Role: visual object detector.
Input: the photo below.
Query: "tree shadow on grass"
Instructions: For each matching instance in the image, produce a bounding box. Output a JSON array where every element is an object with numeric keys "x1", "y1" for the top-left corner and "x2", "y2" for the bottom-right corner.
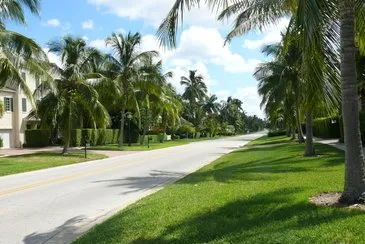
[{"x1": 122, "y1": 187, "x2": 365, "y2": 244}]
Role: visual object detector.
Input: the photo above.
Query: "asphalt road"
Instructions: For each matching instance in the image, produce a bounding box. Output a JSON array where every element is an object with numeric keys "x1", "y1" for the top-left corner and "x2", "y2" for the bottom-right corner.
[{"x1": 0, "y1": 133, "x2": 264, "y2": 244}]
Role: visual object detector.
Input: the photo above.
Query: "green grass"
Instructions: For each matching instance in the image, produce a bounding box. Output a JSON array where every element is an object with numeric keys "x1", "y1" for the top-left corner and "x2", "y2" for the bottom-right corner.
[
  {"x1": 0, "y1": 152, "x2": 107, "y2": 176},
  {"x1": 73, "y1": 136, "x2": 365, "y2": 244},
  {"x1": 90, "y1": 137, "x2": 225, "y2": 151},
  {"x1": 247, "y1": 135, "x2": 292, "y2": 146}
]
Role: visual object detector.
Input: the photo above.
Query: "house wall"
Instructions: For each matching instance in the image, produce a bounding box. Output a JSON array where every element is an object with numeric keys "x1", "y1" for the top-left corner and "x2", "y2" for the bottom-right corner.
[{"x1": 0, "y1": 72, "x2": 38, "y2": 148}]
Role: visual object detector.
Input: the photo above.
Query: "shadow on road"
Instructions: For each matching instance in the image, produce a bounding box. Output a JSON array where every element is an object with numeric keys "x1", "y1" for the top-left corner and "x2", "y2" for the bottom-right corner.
[
  {"x1": 93, "y1": 170, "x2": 186, "y2": 195},
  {"x1": 23, "y1": 216, "x2": 87, "y2": 244}
]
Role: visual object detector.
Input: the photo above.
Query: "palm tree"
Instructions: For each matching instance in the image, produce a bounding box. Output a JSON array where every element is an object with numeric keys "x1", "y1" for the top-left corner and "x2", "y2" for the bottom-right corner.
[
  {"x1": 158, "y1": 0, "x2": 364, "y2": 203},
  {"x1": 105, "y1": 32, "x2": 158, "y2": 147},
  {"x1": 0, "y1": 0, "x2": 51, "y2": 103},
  {"x1": 181, "y1": 70, "x2": 207, "y2": 105},
  {"x1": 36, "y1": 36, "x2": 110, "y2": 154},
  {"x1": 339, "y1": 0, "x2": 365, "y2": 203},
  {"x1": 203, "y1": 95, "x2": 220, "y2": 115},
  {"x1": 135, "y1": 58, "x2": 173, "y2": 144}
]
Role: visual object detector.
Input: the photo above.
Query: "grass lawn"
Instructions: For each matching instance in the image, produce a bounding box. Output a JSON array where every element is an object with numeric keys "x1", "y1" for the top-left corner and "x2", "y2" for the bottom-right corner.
[
  {"x1": 73, "y1": 136, "x2": 365, "y2": 244},
  {"x1": 89, "y1": 136, "x2": 225, "y2": 151},
  {"x1": 0, "y1": 152, "x2": 107, "y2": 176}
]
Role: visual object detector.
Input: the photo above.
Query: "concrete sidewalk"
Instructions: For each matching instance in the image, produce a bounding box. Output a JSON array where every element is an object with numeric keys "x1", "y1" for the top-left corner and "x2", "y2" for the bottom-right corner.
[{"x1": 314, "y1": 138, "x2": 345, "y2": 151}]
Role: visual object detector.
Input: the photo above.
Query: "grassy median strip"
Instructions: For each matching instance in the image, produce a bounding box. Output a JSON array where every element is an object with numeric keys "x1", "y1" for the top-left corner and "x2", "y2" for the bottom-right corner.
[
  {"x1": 0, "y1": 152, "x2": 107, "y2": 176},
  {"x1": 73, "y1": 136, "x2": 365, "y2": 244}
]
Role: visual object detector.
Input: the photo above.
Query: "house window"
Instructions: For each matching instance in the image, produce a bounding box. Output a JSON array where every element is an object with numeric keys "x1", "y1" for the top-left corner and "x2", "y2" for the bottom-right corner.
[
  {"x1": 21, "y1": 72, "x2": 26, "y2": 81},
  {"x1": 4, "y1": 97, "x2": 13, "y2": 112},
  {"x1": 22, "y1": 98, "x2": 27, "y2": 112}
]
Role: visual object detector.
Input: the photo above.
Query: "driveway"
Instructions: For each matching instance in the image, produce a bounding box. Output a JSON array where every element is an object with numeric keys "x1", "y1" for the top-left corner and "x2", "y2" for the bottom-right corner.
[{"x1": 0, "y1": 132, "x2": 264, "y2": 244}]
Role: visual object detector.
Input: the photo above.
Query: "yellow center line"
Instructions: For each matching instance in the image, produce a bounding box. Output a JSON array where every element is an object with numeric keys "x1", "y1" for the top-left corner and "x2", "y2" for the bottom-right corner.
[{"x1": 0, "y1": 149, "x2": 185, "y2": 197}]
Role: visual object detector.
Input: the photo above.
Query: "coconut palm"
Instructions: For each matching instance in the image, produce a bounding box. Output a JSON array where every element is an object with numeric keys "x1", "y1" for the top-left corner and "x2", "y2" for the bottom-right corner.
[
  {"x1": 0, "y1": 0, "x2": 51, "y2": 104},
  {"x1": 105, "y1": 32, "x2": 158, "y2": 147},
  {"x1": 35, "y1": 36, "x2": 110, "y2": 154},
  {"x1": 203, "y1": 95, "x2": 220, "y2": 115},
  {"x1": 181, "y1": 70, "x2": 207, "y2": 105},
  {"x1": 135, "y1": 58, "x2": 173, "y2": 144}
]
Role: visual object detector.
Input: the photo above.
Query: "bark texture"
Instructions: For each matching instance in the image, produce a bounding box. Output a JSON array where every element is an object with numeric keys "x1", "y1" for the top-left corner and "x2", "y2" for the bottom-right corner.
[
  {"x1": 340, "y1": 0, "x2": 365, "y2": 204},
  {"x1": 304, "y1": 110, "x2": 315, "y2": 157}
]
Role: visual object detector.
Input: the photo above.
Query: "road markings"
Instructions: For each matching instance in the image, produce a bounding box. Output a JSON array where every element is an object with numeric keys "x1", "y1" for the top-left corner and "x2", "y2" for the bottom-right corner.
[{"x1": 0, "y1": 148, "x2": 185, "y2": 197}]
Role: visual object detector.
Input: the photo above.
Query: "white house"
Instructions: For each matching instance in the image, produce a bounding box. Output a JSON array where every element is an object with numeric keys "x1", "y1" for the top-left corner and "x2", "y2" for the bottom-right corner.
[{"x1": 0, "y1": 72, "x2": 39, "y2": 148}]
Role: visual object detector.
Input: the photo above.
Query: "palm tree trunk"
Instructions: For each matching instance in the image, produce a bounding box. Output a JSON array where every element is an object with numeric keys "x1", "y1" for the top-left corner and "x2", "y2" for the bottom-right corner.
[
  {"x1": 119, "y1": 108, "x2": 125, "y2": 147},
  {"x1": 162, "y1": 111, "x2": 168, "y2": 143},
  {"x1": 339, "y1": 0, "x2": 365, "y2": 204},
  {"x1": 296, "y1": 105, "x2": 305, "y2": 143},
  {"x1": 304, "y1": 110, "x2": 315, "y2": 157},
  {"x1": 140, "y1": 126, "x2": 147, "y2": 145},
  {"x1": 62, "y1": 98, "x2": 72, "y2": 154}
]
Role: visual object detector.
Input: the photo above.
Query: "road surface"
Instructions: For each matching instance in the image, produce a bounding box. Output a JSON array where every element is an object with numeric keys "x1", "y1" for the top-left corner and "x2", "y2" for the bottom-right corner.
[{"x1": 0, "y1": 133, "x2": 264, "y2": 244}]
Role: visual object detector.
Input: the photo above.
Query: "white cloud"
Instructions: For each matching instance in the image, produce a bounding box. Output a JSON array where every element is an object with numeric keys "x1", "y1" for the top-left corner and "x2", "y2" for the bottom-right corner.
[
  {"x1": 243, "y1": 18, "x2": 290, "y2": 50},
  {"x1": 82, "y1": 19, "x2": 94, "y2": 29},
  {"x1": 82, "y1": 36, "x2": 89, "y2": 41},
  {"x1": 87, "y1": 0, "x2": 224, "y2": 28},
  {"x1": 43, "y1": 48, "x2": 63, "y2": 68},
  {"x1": 42, "y1": 18, "x2": 61, "y2": 27},
  {"x1": 89, "y1": 39, "x2": 110, "y2": 52},
  {"x1": 116, "y1": 28, "x2": 126, "y2": 34},
  {"x1": 140, "y1": 27, "x2": 260, "y2": 74},
  {"x1": 233, "y1": 87, "x2": 264, "y2": 118}
]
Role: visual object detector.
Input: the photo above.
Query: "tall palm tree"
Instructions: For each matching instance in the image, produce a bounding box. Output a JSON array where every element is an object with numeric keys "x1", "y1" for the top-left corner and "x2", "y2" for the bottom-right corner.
[
  {"x1": 203, "y1": 95, "x2": 220, "y2": 115},
  {"x1": 35, "y1": 36, "x2": 110, "y2": 154},
  {"x1": 105, "y1": 32, "x2": 158, "y2": 147},
  {"x1": 181, "y1": 70, "x2": 207, "y2": 105},
  {"x1": 158, "y1": 0, "x2": 363, "y2": 203},
  {"x1": 0, "y1": 0, "x2": 51, "y2": 103},
  {"x1": 135, "y1": 58, "x2": 173, "y2": 144}
]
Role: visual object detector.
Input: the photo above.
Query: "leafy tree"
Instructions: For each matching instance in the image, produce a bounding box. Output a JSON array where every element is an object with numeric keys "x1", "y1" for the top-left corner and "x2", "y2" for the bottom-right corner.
[
  {"x1": 105, "y1": 32, "x2": 158, "y2": 147},
  {"x1": 0, "y1": 0, "x2": 51, "y2": 104},
  {"x1": 35, "y1": 36, "x2": 110, "y2": 154}
]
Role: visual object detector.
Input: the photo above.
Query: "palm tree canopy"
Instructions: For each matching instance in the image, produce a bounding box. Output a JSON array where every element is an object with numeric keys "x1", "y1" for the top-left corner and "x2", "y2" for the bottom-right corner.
[
  {"x1": 0, "y1": 0, "x2": 40, "y2": 28},
  {"x1": 181, "y1": 70, "x2": 207, "y2": 104}
]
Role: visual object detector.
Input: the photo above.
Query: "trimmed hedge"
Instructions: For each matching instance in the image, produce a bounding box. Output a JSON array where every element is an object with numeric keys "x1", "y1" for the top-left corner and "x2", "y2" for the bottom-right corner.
[
  {"x1": 71, "y1": 129, "x2": 122, "y2": 147},
  {"x1": 268, "y1": 131, "x2": 287, "y2": 137},
  {"x1": 312, "y1": 117, "x2": 341, "y2": 139},
  {"x1": 25, "y1": 130, "x2": 51, "y2": 147}
]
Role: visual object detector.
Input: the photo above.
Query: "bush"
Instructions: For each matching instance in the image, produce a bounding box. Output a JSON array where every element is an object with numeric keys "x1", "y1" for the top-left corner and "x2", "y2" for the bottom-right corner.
[
  {"x1": 70, "y1": 129, "x2": 82, "y2": 147},
  {"x1": 0, "y1": 136, "x2": 3, "y2": 148},
  {"x1": 268, "y1": 131, "x2": 287, "y2": 137},
  {"x1": 172, "y1": 134, "x2": 180, "y2": 140},
  {"x1": 312, "y1": 117, "x2": 341, "y2": 139},
  {"x1": 25, "y1": 130, "x2": 51, "y2": 147}
]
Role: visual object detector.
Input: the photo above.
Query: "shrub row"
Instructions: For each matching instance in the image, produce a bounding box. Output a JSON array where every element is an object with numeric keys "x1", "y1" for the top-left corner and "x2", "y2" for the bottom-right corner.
[
  {"x1": 268, "y1": 131, "x2": 287, "y2": 137},
  {"x1": 25, "y1": 130, "x2": 51, "y2": 147},
  {"x1": 312, "y1": 117, "x2": 341, "y2": 139}
]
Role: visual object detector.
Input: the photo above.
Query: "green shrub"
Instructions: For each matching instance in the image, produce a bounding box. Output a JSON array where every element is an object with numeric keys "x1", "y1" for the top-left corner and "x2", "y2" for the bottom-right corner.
[
  {"x1": 70, "y1": 129, "x2": 82, "y2": 147},
  {"x1": 25, "y1": 130, "x2": 51, "y2": 147},
  {"x1": 268, "y1": 131, "x2": 287, "y2": 137},
  {"x1": 0, "y1": 136, "x2": 3, "y2": 148},
  {"x1": 313, "y1": 117, "x2": 341, "y2": 139}
]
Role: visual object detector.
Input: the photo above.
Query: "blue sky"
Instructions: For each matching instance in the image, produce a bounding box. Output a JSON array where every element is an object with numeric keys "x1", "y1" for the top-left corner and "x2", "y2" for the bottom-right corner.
[{"x1": 8, "y1": 0, "x2": 289, "y2": 118}]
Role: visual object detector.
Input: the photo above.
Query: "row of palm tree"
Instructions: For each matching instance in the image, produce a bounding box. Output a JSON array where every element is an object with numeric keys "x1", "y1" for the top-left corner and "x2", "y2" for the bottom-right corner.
[
  {"x1": 0, "y1": 1, "x2": 264, "y2": 156},
  {"x1": 158, "y1": 0, "x2": 365, "y2": 203}
]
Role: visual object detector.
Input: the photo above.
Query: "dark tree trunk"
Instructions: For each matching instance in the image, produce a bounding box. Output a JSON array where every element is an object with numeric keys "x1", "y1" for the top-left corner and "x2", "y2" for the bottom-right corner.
[
  {"x1": 119, "y1": 108, "x2": 125, "y2": 147},
  {"x1": 339, "y1": 0, "x2": 365, "y2": 204},
  {"x1": 304, "y1": 110, "x2": 315, "y2": 157}
]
